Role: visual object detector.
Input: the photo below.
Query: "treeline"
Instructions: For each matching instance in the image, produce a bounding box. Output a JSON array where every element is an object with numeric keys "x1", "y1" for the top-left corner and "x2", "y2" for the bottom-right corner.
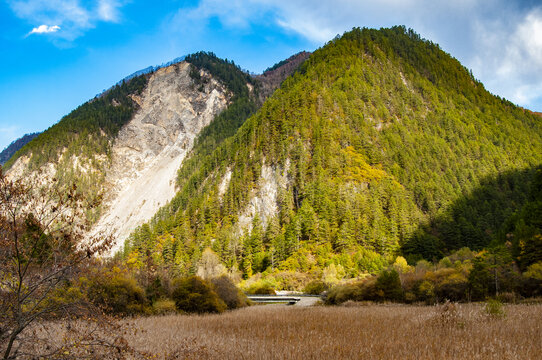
[
  {"x1": 329, "y1": 167, "x2": 542, "y2": 303},
  {"x1": 325, "y1": 247, "x2": 542, "y2": 305}
]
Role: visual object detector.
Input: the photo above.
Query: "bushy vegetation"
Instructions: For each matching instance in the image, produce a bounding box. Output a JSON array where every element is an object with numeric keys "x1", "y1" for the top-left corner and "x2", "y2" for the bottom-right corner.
[
  {"x1": 123, "y1": 26, "x2": 542, "y2": 288},
  {"x1": 211, "y1": 275, "x2": 250, "y2": 309},
  {"x1": 76, "y1": 264, "x2": 248, "y2": 316},
  {"x1": 171, "y1": 276, "x2": 227, "y2": 313},
  {"x1": 85, "y1": 267, "x2": 150, "y2": 315},
  {"x1": 244, "y1": 281, "x2": 277, "y2": 295},
  {"x1": 325, "y1": 245, "x2": 542, "y2": 305},
  {"x1": 303, "y1": 280, "x2": 329, "y2": 295}
]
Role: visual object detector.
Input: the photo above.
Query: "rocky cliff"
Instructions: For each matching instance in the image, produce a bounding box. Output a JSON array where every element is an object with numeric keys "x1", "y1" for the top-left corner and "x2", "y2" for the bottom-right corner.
[{"x1": 91, "y1": 62, "x2": 229, "y2": 252}]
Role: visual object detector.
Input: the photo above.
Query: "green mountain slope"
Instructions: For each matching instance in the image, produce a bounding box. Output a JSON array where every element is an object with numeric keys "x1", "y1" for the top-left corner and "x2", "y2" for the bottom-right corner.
[
  {"x1": 128, "y1": 27, "x2": 539, "y2": 279},
  {"x1": 124, "y1": 26, "x2": 542, "y2": 279}
]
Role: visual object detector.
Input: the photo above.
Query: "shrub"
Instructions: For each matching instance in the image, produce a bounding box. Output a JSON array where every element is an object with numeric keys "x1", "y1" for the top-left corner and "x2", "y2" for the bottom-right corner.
[
  {"x1": 86, "y1": 269, "x2": 149, "y2": 315},
  {"x1": 393, "y1": 256, "x2": 412, "y2": 273},
  {"x1": 324, "y1": 283, "x2": 362, "y2": 305},
  {"x1": 431, "y1": 300, "x2": 462, "y2": 327},
  {"x1": 376, "y1": 269, "x2": 403, "y2": 301},
  {"x1": 152, "y1": 299, "x2": 177, "y2": 315},
  {"x1": 211, "y1": 275, "x2": 249, "y2": 309},
  {"x1": 145, "y1": 275, "x2": 170, "y2": 303},
  {"x1": 485, "y1": 299, "x2": 505, "y2": 318},
  {"x1": 417, "y1": 280, "x2": 436, "y2": 304},
  {"x1": 496, "y1": 292, "x2": 518, "y2": 304},
  {"x1": 171, "y1": 276, "x2": 227, "y2": 313},
  {"x1": 304, "y1": 280, "x2": 329, "y2": 295},
  {"x1": 245, "y1": 281, "x2": 276, "y2": 295},
  {"x1": 357, "y1": 277, "x2": 380, "y2": 301},
  {"x1": 435, "y1": 270, "x2": 468, "y2": 302}
]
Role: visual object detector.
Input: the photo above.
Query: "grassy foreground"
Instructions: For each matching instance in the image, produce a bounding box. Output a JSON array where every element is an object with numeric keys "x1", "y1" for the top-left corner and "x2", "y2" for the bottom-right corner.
[{"x1": 122, "y1": 303, "x2": 542, "y2": 359}]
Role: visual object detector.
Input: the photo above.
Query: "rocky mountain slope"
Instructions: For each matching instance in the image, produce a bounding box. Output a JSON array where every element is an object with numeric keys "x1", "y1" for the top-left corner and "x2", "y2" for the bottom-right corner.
[
  {"x1": 4, "y1": 52, "x2": 309, "y2": 253},
  {"x1": 89, "y1": 62, "x2": 229, "y2": 252}
]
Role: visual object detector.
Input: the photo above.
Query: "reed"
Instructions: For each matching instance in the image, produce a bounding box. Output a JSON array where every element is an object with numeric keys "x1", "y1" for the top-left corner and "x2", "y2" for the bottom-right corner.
[{"x1": 121, "y1": 303, "x2": 542, "y2": 359}]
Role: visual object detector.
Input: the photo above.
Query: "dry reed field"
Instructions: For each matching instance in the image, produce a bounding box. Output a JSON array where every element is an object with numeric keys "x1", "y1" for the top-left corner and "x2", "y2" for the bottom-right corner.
[{"x1": 123, "y1": 303, "x2": 542, "y2": 359}]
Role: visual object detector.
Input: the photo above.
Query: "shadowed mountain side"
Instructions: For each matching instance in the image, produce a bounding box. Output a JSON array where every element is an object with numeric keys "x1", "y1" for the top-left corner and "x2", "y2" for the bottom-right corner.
[
  {"x1": 254, "y1": 51, "x2": 311, "y2": 101},
  {"x1": 403, "y1": 167, "x2": 539, "y2": 261},
  {"x1": 0, "y1": 132, "x2": 41, "y2": 165}
]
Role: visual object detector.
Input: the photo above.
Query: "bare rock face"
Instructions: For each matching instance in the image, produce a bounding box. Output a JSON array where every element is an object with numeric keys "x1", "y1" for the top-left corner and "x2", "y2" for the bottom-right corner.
[
  {"x1": 236, "y1": 160, "x2": 290, "y2": 234},
  {"x1": 91, "y1": 62, "x2": 229, "y2": 253}
]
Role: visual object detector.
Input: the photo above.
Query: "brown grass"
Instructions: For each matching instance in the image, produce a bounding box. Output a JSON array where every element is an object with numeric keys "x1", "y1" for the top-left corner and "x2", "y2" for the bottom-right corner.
[{"x1": 121, "y1": 303, "x2": 542, "y2": 359}]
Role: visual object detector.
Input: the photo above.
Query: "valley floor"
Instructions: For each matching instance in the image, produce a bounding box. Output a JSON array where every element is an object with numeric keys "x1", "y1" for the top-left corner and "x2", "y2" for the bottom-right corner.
[{"x1": 122, "y1": 303, "x2": 542, "y2": 359}]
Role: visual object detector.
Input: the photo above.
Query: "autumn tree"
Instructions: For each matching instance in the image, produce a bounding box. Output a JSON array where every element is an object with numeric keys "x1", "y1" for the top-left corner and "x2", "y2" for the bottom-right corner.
[{"x1": 0, "y1": 169, "x2": 126, "y2": 359}]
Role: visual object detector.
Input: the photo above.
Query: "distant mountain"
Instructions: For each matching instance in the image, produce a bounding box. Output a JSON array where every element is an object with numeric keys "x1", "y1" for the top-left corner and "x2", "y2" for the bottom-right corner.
[
  {"x1": 0, "y1": 132, "x2": 41, "y2": 166},
  {"x1": 117, "y1": 56, "x2": 187, "y2": 85},
  {"x1": 255, "y1": 51, "x2": 311, "y2": 100}
]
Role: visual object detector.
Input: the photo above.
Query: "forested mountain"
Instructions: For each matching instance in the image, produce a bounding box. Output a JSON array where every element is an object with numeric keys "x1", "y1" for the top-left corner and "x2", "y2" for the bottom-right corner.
[
  {"x1": 0, "y1": 132, "x2": 41, "y2": 165},
  {"x1": 123, "y1": 27, "x2": 542, "y2": 284},
  {"x1": 4, "y1": 51, "x2": 309, "y2": 250}
]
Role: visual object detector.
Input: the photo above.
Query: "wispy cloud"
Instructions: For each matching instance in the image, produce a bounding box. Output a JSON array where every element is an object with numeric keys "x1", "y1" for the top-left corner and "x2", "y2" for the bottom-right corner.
[
  {"x1": 28, "y1": 24, "x2": 60, "y2": 35},
  {"x1": 8, "y1": 0, "x2": 127, "y2": 41},
  {"x1": 472, "y1": 7, "x2": 542, "y2": 106},
  {"x1": 98, "y1": 0, "x2": 123, "y2": 22}
]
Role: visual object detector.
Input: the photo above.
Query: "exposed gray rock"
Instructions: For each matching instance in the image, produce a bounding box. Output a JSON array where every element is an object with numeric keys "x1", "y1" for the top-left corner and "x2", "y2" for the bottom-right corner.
[
  {"x1": 237, "y1": 159, "x2": 291, "y2": 234},
  {"x1": 91, "y1": 62, "x2": 229, "y2": 253}
]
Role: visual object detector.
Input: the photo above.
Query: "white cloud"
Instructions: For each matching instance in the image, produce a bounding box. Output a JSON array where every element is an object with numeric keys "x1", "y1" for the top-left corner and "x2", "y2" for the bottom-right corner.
[
  {"x1": 472, "y1": 7, "x2": 542, "y2": 107},
  {"x1": 98, "y1": 0, "x2": 122, "y2": 22},
  {"x1": 8, "y1": 0, "x2": 126, "y2": 40},
  {"x1": 29, "y1": 24, "x2": 60, "y2": 34}
]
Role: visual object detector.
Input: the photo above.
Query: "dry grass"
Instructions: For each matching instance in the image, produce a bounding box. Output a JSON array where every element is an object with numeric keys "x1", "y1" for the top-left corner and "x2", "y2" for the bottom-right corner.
[{"x1": 121, "y1": 303, "x2": 542, "y2": 359}]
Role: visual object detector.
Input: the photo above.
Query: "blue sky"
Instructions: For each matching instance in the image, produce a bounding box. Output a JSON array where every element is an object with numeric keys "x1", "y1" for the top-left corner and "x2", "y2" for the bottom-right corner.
[{"x1": 1, "y1": 0, "x2": 542, "y2": 151}]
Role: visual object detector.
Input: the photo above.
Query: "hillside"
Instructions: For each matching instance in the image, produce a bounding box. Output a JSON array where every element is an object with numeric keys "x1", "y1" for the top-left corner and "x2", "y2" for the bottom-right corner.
[
  {"x1": 5, "y1": 52, "x2": 310, "y2": 252},
  {"x1": 124, "y1": 26, "x2": 542, "y2": 282},
  {"x1": 0, "y1": 132, "x2": 40, "y2": 165}
]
